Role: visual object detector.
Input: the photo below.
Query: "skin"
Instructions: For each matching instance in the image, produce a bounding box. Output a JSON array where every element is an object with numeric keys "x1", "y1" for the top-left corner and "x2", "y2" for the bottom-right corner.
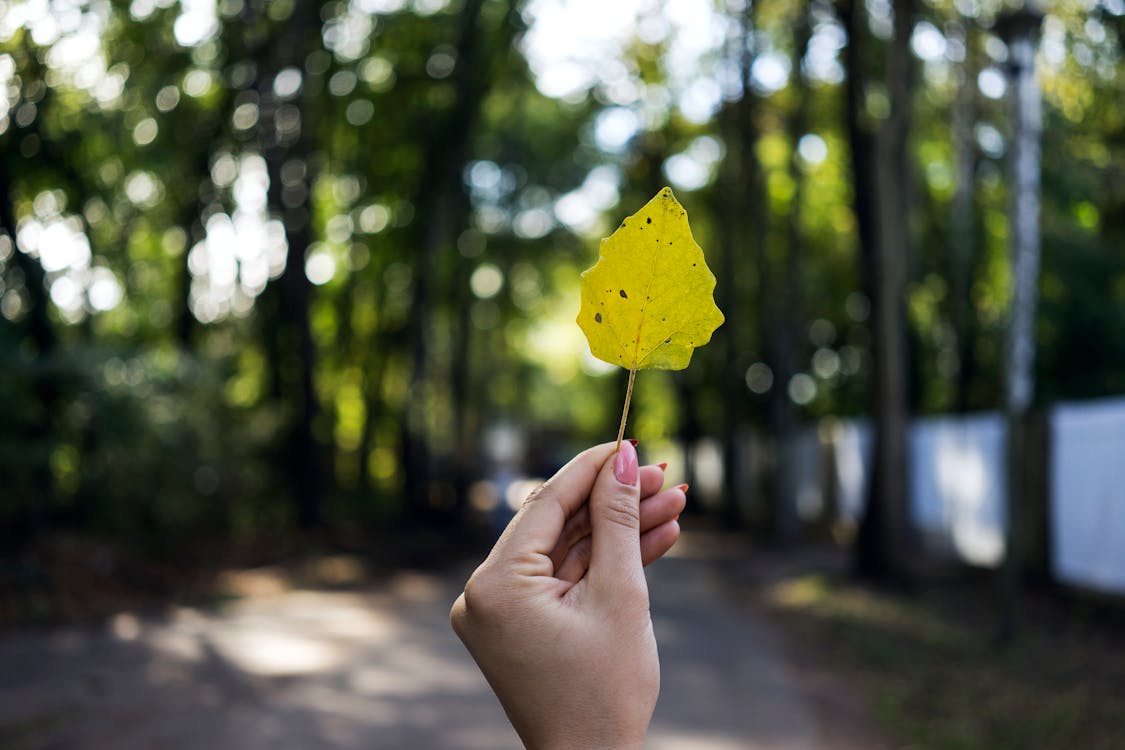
[{"x1": 450, "y1": 442, "x2": 684, "y2": 750}]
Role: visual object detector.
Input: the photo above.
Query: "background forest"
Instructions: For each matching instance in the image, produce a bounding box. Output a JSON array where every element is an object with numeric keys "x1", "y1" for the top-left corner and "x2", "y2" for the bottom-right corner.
[{"x1": 0, "y1": 0, "x2": 1122, "y2": 583}]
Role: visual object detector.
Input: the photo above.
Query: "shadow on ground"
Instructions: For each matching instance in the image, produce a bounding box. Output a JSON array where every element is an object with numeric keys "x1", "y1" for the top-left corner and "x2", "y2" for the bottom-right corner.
[{"x1": 0, "y1": 534, "x2": 886, "y2": 750}]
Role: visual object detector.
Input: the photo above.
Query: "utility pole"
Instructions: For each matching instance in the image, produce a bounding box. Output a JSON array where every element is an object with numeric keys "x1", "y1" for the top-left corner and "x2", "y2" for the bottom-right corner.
[{"x1": 996, "y1": 0, "x2": 1044, "y2": 643}]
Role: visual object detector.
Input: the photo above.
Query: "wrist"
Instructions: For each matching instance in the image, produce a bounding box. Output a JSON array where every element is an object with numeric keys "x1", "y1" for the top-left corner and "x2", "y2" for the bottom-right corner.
[
  {"x1": 537, "y1": 741, "x2": 644, "y2": 750},
  {"x1": 532, "y1": 730, "x2": 646, "y2": 750}
]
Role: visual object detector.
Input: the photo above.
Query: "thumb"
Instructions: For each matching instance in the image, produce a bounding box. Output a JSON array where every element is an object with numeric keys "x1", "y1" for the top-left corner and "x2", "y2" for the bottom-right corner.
[{"x1": 586, "y1": 441, "x2": 644, "y2": 595}]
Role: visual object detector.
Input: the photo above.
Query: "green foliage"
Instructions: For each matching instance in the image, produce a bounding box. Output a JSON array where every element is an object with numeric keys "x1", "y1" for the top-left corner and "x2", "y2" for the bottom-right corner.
[
  {"x1": 0, "y1": 339, "x2": 286, "y2": 555},
  {"x1": 0, "y1": 0, "x2": 1121, "y2": 554},
  {"x1": 769, "y1": 573, "x2": 1125, "y2": 750}
]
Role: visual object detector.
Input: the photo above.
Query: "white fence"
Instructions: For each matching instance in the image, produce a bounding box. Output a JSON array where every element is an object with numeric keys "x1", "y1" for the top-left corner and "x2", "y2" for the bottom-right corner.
[
  {"x1": 831, "y1": 420, "x2": 872, "y2": 525},
  {"x1": 908, "y1": 413, "x2": 1007, "y2": 568},
  {"x1": 828, "y1": 414, "x2": 1007, "y2": 568},
  {"x1": 1050, "y1": 397, "x2": 1125, "y2": 596},
  {"x1": 819, "y1": 396, "x2": 1125, "y2": 594}
]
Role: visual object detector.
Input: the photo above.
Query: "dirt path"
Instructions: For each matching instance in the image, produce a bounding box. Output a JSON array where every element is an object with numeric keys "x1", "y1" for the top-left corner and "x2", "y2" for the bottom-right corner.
[{"x1": 0, "y1": 535, "x2": 886, "y2": 750}]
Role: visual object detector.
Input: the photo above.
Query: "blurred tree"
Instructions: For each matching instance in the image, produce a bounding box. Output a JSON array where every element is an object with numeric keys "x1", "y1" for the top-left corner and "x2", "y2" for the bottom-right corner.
[
  {"x1": 254, "y1": 0, "x2": 326, "y2": 529},
  {"x1": 948, "y1": 18, "x2": 980, "y2": 412},
  {"x1": 400, "y1": 0, "x2": 488, "y2": 521},
  {"x1": 841, "y1": 0, "x2": 913, "y2": 580},
  {"x1": 716, "y1": 5, "x2": 759, "y2": 528},
  {"x1": 998, "y1": 0, "x2": 1045, "y2": 642},
  {"x1": 774, "y1": 0, "x2": 814, "y2": 541},
  {"x1": 0, "y1": 0, "x2": 1122, "y2": 570}
]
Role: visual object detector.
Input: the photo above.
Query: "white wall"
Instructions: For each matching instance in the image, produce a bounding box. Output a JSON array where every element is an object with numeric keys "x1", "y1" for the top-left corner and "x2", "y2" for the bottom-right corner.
[
  {"x1": 808, "y1": 399, "x2": 1125, "y2": 594},
  {"x1": 830, "y1": 414, "x2": 1007, "y2": 567},
  {"x1": 908, "y1": 414, "x2": 1007, "y2": 568},
  {"x1": 1050, "y1": 397, "x2": 1125, "y2": 595},
  {"x1": 831, "y1": 419, "x2": 872, "y2": 525}
]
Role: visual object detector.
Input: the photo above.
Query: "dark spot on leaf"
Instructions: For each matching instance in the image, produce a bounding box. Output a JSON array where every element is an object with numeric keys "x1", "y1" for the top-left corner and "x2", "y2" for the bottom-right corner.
[
  {"x1": 646, "y1": 217, "x2": 652, "y2": 224},
  {"x1": 692, "y1": 263, "x2": 696, "y2": 267},
  {"x1": 619, "y1": 289, "x2": 627, "y2": 299},
  {"x1": 668, "y1": 241, "x2": 672, "y2": 245},
  {"x1": 661, "y1": 317, "x2": 666, "y2": 322},
  {"x1": 664, "y1": 338, "x2": 671, "y2": 344},
  {"x1": 595, "y1": 313, "x2": 602, "y2": 323}
]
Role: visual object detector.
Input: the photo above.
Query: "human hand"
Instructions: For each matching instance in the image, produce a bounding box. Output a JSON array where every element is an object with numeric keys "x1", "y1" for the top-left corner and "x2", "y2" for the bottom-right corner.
[{"x1": 450, "y1": 441, "x2": 685, "y2": 750}]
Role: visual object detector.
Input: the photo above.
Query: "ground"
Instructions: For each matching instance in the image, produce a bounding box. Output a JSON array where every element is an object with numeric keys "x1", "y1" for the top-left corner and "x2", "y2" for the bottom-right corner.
[{"x1": 0, "y1": 532, "x2": 887, "y2": 750}]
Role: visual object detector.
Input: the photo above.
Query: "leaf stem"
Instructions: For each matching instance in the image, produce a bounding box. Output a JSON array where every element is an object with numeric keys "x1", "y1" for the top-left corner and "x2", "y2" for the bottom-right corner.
[{"x1": 615, "y1": 366, "x2": 638, "y2": 451}]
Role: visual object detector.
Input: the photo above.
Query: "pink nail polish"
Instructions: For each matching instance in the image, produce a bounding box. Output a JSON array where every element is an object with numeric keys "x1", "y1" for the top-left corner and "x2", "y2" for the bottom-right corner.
[{"x1": 614, "y1": 441, "x2": 639, "y2": 485}]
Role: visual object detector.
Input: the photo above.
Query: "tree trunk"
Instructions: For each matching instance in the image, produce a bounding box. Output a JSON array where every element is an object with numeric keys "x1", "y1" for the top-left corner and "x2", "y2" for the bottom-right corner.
[
  {"x1": 257, "y1": 2, "x2": 325, "y2": 530},
  {"x1": 727, "y1": 1, "x2": 795, "y2": 540},
  {"x1": 401, "y1": 0, "x2": 488, "y2": 521},
  {"x1": 843, "y1": 0, "x2": 913, "y2": 580},
  {"x1": 717, "y1": 85, "x2": 745, "y2": 526},
  {"x1": 449, "y1": 204, "x2": 477, "y2": 514},
  {"x1": 949, "y1": 21, "x2": 978, "y2": 412},
  {"x1": 776, "y1": 0, "x2": 814, "y2": 541},
  {"x1": 997, "y1": 3, "x2": 1045, "y2": 642},
  {"x1": 0, "y1": 151, "x2": 56, "y2": 537}
]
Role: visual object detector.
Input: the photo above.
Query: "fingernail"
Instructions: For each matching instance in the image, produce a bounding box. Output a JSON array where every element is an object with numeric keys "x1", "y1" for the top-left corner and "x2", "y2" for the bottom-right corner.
[
  {"x1": 677, "y1": 483, "x2": 689, "y2": 493},
  {"x1": 658, "y1": 462, "x2": 668, "y2": 471},
  {"x1": 674, "y1": 514, "x2": 680, "y2": 523},
  {"x1": 614, "y1": 441, "x2": 639, "y2": 485},
  {"x1": 627, "y1": 438, "x2": 639, "y2": 447}
]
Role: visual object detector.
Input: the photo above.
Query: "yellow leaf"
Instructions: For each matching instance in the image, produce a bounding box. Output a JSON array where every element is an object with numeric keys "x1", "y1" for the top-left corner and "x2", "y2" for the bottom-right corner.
[
  {"x1": 576, "y1": 187, "x2": 724, "y2": 446},
  {"x1": 577, "y1": 187, "x2": 724, "y2": 372}
]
